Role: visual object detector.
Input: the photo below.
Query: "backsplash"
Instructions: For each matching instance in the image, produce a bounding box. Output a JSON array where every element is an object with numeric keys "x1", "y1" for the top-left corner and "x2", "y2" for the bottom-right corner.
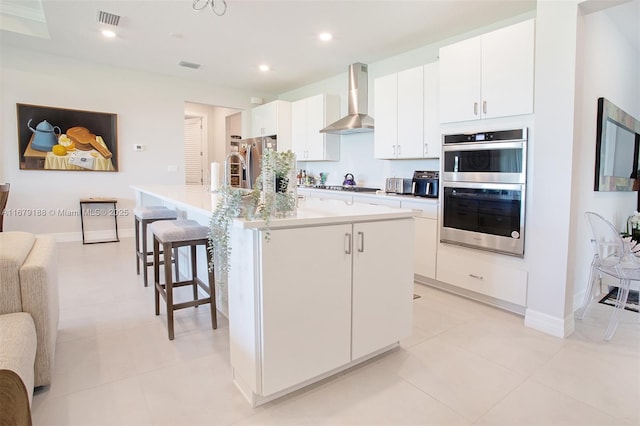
[{"x1": 295, "y1": 132, "x2": 440, "y2": 189}]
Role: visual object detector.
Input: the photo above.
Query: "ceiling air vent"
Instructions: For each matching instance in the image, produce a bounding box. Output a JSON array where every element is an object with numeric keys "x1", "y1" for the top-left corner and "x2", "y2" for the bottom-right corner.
[
  {"x1": 97, "y1": 10, "x2": 121, "y2": 26},
  {"x1": 178, "y1": 61, "x2": 201, "y2": 70}
]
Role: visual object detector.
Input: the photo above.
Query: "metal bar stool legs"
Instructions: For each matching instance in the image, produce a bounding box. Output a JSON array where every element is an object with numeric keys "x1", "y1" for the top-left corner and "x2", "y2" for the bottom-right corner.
[{"x1": 150, "y1": 219, "x2": 217, "y2": 340}]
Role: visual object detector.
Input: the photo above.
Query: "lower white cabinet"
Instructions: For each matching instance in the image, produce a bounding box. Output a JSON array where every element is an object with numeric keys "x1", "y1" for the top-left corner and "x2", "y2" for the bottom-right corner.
[
  {"x1": 436, "y1": 244, "x2": 528, "y2": 306},
  {"x1": 260, "y1": 225, "x2": 352, "y2": 396},
  {"x1": 401, "y1": 200, "x2": 438, "y2": 280},
  {"x1": 229, "y1": 218, "x2": 414, "y2": 402},
  {"x1": 351, "y1": 220, "x2": 414, "y2": 359}
]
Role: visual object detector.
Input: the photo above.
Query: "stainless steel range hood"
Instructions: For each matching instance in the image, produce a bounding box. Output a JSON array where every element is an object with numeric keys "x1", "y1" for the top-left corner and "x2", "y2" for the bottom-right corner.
[{"x1": 320, "y1": 63, "x2": 374, "y2": 134}]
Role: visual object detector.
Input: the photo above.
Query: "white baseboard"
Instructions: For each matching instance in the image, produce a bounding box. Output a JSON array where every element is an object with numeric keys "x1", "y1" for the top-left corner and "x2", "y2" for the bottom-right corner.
[
  {"x1": 524, "y1": 308, "x2": 575, "y2": 338},
  {"x1": 45, "y1": 228, "x2": 134, "y2": 243}
]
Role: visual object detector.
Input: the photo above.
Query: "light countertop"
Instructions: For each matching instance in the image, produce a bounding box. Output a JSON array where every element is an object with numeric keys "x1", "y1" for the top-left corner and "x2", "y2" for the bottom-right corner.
[
  {"x1": 296, "y1": 186, "x2": 439, "y2": 205},
  {"x1": 132, "y1": 185, "x2": 415, "y2": 230}
]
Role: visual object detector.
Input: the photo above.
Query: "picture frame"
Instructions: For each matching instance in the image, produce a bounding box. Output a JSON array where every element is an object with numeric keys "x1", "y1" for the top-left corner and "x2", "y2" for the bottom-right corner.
[{"x1": 17, "y1": 103, "x2": 118, "y2": 172}]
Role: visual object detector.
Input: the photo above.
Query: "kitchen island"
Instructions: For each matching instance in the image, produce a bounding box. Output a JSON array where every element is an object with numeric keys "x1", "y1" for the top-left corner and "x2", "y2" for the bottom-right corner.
[{"x1": 132, "y1": 185, "x2": 415, "y2": 406}]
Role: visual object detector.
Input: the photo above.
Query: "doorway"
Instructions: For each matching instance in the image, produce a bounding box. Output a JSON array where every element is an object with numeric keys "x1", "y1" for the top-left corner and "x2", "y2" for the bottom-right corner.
[
  {"x1": 184, "y1": 115, "x2": 205, "y2": 185},
  {"x1": 184, "y1": 102, "x2": 244, "y2": 187}
]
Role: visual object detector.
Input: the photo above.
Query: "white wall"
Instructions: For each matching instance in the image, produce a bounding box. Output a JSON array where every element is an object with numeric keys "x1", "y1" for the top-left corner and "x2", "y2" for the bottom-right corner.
[
  {"x1": 569, "y1": 1, "x2": 640, "y2": 310},
  {"x1": 0, "y1": 47, "x2": 263, "y2": 237}
]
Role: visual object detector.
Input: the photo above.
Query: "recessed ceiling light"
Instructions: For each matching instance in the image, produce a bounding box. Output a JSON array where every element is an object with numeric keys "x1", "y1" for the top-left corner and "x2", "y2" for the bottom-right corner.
[
  {"x1": 101, "y1": 29, "x2": 116, "y2": 38},
  {"x1": 319, "y1": 32, "x2": 332, "y2": 42},
  {"x1": 259, "y1": 64, "x2": 270, "y2": 72}
]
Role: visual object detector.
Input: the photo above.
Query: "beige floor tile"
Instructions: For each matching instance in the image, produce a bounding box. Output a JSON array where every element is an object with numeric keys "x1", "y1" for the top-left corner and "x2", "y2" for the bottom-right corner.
[
  {"x1": 530, "y1": 338, "x2": 640, "y2": 424},
  {"x1": 476, "y1": 380, "x2": 634, "y2": 425},
  {"x1": 396, "y1": 335, "x2": 528, "y2": 422},
  {"x1": 235, "y1": 358, "x2": 469, "y2": 426},
  {"x1": 137, "y1": 355, "x2": 258, "y2": 425},
  {"x1": 32, "y1": 376, "x2": 152, "y2": 425},
  {"x1": 433, "y1": 314, "x2": 567, "y2": 375}
]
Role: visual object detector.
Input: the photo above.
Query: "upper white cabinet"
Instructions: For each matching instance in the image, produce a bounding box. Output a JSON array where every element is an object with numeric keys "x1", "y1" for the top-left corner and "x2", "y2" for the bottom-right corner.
[
  {"x1": 422, "y1": 62, "x2": 441, "y2": 158},
  {"x1": 291, "y1": 94, "x2": 341, "y2": 161},
  {"x1": 251, "y1": 100, "x2": 292, "y2": 151},
  {"x1": 439, "y1": 19, "x2": 535, "y2": 123},
  {"x1": 374, "y1": 63, "x2": 440, "y2": 159}
]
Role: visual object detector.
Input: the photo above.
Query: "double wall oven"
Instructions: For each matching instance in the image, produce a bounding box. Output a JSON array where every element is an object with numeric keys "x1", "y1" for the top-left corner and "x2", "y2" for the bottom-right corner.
[{"x1": 440, "y1": 128, "x2": 528, "y2": 257}]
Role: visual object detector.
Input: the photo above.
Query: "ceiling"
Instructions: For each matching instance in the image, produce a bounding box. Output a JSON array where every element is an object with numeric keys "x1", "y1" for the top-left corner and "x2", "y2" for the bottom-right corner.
[{"x1": 0, "y1": 0, "x2": 636, "y2": 95}]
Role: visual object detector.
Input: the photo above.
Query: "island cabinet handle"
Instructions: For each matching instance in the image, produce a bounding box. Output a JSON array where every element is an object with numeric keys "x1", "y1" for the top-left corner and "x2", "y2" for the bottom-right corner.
[
  {"x1": 357, "y1": 232, "x2": 364, "y2": 253},
  {"x1": 345, "y1": 233, "x2": 352, "y2": 254},
  {"x1": 474, "y1": 102, "x2": 478, "y2": 115},
  {"x1": 482, "y1": 101, "x2": 487, "y2": 114},
  {"x1": 469, "y1": 273, "x2": 484, "y2": 280}
]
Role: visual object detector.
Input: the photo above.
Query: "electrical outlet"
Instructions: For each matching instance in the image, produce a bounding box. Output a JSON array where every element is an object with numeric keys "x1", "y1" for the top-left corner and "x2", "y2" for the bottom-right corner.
[
  {"x1": 167, "y1": 165, "x2": 178, "y2": 172},
  {"x1": 133, "y1": 144, "x2": 144, "y2": 151}
]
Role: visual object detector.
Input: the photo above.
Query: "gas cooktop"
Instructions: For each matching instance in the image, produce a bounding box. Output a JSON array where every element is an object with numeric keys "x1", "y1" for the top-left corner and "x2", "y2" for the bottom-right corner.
[{"x1": 311, "y1": 185, "x2": 381, "y2": 193}]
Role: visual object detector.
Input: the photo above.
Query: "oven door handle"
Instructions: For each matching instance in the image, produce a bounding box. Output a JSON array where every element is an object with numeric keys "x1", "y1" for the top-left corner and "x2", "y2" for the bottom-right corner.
[{"x1": 442, "y1": 141, "x2": 525, "y2": 152}]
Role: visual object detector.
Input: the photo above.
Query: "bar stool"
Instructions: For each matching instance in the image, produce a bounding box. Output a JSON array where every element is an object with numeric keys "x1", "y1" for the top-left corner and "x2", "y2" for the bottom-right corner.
[
  {"x1": 150, "y1": 219, "x2": 217, "y2": 340},
  {"x1": 134, "y1": 206, "x2": 179, "y2": 287}
]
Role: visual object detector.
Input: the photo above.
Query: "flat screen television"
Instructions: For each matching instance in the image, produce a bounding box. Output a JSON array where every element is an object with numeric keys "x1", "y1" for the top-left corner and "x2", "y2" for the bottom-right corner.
[{"x1": 594, "y1": 97, "x2": 640, "y2": 192}]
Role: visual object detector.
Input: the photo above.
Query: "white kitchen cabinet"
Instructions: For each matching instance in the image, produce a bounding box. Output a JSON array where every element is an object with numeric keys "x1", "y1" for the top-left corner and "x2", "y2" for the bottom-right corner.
[
  {"x1": 260, "y1": 225, "x2": 352, "y2": 395},
  {"x1": 291, "y1": 94, "x2": 340, "y2": 161},
  {"x1": 229, "y1": 217, "x2": 414, "y2": 403},
  {"x1": 375, "y1": 64, "x2": 440, "y2": 159},
  {"x1": 374, "y1": 66, "x2": 423, "y2": 159},
  {"x1": 422, "y1": 62, "x2": 441, "y2": 158},
  {"x1": 352, "y1": 219, "x2": 414, "y2": 359},
  {"x1": 436, "y1": 244, "x2": 528, "y2": 307},
  {"x1": 251, "y1": 100, "x2": 292, "y2": 151},
  {"x1": 401, "y1": 200, "x2": 438, "y2": 280},
  {"x1": 439, "y1": 19, "x2": 535, "y2": 123}
]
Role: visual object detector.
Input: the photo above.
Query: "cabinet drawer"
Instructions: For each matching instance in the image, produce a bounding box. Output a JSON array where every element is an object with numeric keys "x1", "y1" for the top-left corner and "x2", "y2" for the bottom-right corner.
[{"x1": 436, "y1": 248, "x2": 527, "y2": 305}]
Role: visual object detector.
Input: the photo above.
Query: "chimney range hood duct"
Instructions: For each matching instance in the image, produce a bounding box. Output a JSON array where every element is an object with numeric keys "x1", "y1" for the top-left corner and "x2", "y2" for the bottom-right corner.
[{"x1": 320, "y1": 63, "x2": 374, "y2": 134}]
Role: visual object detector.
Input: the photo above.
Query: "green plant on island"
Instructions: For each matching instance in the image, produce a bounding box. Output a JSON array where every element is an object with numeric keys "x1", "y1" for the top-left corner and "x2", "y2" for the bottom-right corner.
[{"x1": 208, "y1": 150, "x2": 297, "y2": 296}]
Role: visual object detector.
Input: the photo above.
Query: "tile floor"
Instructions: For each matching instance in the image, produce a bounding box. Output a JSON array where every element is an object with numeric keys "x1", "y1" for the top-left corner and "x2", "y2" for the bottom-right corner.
[{"x1": 31, "y1": 238, "x2": 639, "y2": 425}]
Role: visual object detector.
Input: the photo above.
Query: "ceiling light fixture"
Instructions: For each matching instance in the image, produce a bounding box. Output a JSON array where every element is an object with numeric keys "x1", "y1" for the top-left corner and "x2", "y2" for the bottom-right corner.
[
  {"x1": 101, "y1": 29, "x2": 116, "y2": 38},
  {"x1": 192, "y1": 0, "x2": 227, "y2": 16},
  {"x1": 258, "y1": 64, "x2": 270, "y2": 72},
  {"x1": 319, "y1": 32, "x2": 332, "y2": 42}
]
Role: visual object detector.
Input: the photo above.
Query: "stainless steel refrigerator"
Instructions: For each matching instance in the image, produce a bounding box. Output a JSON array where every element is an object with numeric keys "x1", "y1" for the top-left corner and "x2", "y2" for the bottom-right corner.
[{"x1": 239, "y1": 135, "x2": 277, "y2": 189}]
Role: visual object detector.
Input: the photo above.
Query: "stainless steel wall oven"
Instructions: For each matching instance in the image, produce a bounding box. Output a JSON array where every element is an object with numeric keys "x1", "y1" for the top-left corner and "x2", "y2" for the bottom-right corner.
[{"x1": 440, "y1": 128, "x2": 527, "y2": 257}]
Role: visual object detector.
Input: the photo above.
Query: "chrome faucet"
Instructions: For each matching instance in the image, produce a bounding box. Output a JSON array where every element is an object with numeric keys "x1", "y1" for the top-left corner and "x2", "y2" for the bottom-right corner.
[{"x1": 224, "y1": 152, "x2": 246, "y2": 186}]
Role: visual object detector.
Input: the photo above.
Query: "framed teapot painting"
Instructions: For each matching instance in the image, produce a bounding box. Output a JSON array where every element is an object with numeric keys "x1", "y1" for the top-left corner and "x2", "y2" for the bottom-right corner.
[{"x1": 17, "y1": 103, "x2": 118, "y2": 172}]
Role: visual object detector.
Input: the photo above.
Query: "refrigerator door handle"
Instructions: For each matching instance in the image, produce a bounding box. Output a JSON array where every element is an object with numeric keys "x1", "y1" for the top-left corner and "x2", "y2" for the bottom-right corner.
[{"x1": 245, "y1": 145, "x2": 252, "y2": 189}]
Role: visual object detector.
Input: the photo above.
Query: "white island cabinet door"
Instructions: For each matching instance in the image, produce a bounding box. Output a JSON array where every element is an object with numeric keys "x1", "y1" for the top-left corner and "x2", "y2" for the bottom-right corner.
[
  {"x1": 260, "y1": 224, "x2": 352, "y2": 396},
  {"x1": 351, "y1": 219, "x2": 414, "y2": 360}
]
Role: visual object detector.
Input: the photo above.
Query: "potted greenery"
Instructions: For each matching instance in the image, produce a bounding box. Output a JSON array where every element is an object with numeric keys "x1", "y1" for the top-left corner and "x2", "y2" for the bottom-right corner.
[{"x1": 208, "y1": 150, "x2": 297, "y2": 298}]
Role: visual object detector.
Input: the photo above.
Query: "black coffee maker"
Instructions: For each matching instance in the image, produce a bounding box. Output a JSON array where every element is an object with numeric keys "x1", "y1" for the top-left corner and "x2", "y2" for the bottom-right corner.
[{"x1": 412, "y1": 171, "x2": 439, "y2": 198}]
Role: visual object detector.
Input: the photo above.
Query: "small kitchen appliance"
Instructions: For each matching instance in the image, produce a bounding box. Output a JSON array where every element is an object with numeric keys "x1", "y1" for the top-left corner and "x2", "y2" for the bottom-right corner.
[
  {"x1": 412, "y1": 171, "x2": 439, "y2": 198},
  {"x1": 385, "y1": 178, "x2": 414, "y2": 195}
]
